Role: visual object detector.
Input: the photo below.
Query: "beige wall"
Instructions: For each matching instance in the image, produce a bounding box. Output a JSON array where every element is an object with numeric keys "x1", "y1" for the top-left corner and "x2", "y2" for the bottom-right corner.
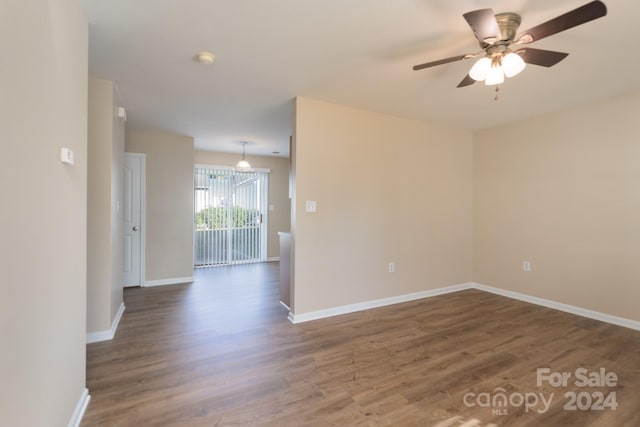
[
  {"x1": 87, "y1": 76, "x2": 124, "y2": 334},
  {"x1": 194, "y1": 150, "x2": 291, "y2": 259},
  {"x1": 293, "y1": 97, "x2": 473, "y2": 314},
  {"x1": 0, "y1": 0, "x2": 88, "y2": 425},
  {"x1": 126, "y1": 131, "x2": 194, "y2": 282},
  {"x1": 474, "y1": 91, "x2": 640, "y2": 322},
  {"x1": 111, "y1": 91, "x2": 125, "y2": 317}
]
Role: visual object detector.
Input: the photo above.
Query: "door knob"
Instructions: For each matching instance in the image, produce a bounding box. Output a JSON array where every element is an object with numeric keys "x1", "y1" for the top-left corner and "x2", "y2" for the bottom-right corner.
[{"x1": 132, "y1": 226, "x2": 140, "y2": 231}]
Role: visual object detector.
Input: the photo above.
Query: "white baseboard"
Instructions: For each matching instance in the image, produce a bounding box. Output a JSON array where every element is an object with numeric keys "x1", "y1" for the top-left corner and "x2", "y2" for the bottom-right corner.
[
  {"x1": 142, "y1": 276, "x2": 194, "y2": 287},
  {"x1": 288, "y1": 283, "x2": 473, "y2": 324},
  {"x1": 287, "y1": 282, "x2": 640, "y2": 331},
  {"x1": 471, "y1": 282, "x2": 640, "y2": 331},
  {"x1": 86, "y1": 302, "x2": 126, "y2": 344},
  {"x1": 280, "y1": 300, "x2": 290, "y2": 311},
  {"x1": 68, "y1": 387, "x2": 90, "y2": 427},
  {"x1": 266, "y1": 257, "x2": 281, "y2": 262}
]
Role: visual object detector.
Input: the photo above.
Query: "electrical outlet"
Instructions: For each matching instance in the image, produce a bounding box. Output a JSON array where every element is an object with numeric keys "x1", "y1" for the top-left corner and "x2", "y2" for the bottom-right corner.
[
  {"x1": 388, "y1": 262, "x2": 395, "y2": 273},
  {"x1": 523, "y1": 261, "x2": 531, "y2": 272}
]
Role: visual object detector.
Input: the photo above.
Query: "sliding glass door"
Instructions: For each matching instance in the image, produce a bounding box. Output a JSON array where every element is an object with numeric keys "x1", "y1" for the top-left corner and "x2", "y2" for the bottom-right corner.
[{"x1": 194, "y1": 167, "x2": 268, "y2": 266}]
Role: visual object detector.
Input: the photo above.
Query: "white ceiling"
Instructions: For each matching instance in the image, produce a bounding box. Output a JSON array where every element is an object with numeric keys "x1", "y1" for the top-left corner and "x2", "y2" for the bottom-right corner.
[{"x1": 83, "y1": 0, "x2": 639, "y2": 157}]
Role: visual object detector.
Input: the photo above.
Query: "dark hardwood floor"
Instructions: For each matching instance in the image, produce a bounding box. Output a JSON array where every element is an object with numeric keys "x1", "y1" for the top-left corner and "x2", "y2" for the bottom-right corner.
[{"x1": 84, "y1": 263, "x2": 640, "y2": 426}]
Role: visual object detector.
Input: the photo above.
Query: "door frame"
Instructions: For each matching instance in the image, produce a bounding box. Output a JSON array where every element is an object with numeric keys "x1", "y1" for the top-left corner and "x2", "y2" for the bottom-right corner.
[{"x1": 124, "y1": 152, "x2": 146, "y2": 286}]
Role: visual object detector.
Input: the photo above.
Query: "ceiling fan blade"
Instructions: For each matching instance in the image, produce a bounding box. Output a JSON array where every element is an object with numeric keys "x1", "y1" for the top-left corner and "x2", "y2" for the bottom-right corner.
[
  {"x1": 517, "y1": 48, "x2": 569, "y2": 67},
  {"x1": 463, "y1": 9, "x2": 502, "y2": 44},
  {"x1": 516, "y1": 0, "x2": 607, "y2": 44},
  {"x1": 413, "y1": 54, "x2": 469, "y2": 71},
  {"x1": 457, "y1": 74, "x2": 476, "y2": 88}
]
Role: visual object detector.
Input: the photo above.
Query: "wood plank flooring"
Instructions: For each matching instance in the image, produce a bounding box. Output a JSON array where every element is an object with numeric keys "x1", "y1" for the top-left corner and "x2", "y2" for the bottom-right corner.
[{"x1": 84, "y1": 263, "x2": 640, "y2": 426}]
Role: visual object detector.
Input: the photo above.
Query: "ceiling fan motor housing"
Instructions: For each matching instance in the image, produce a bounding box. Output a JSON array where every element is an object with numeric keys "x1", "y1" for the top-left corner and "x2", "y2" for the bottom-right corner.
[{"x1": 493, "y1": 12, "x2": 522, "y2": 44}]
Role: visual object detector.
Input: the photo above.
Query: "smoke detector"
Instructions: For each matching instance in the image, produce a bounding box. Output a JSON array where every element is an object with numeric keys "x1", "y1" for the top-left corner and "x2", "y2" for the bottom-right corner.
[{"x1": 196, "y1": 51, "x2": 215, "y2": 65}]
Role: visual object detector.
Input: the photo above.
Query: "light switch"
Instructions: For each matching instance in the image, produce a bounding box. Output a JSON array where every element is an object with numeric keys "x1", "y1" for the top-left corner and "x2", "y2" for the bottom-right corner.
[
  {"x1": 305, "y1": 200, "x2": 317, "y2": 213},
  {"x1": 60, "y1": 147, "x2": 74, "y2": 165}
]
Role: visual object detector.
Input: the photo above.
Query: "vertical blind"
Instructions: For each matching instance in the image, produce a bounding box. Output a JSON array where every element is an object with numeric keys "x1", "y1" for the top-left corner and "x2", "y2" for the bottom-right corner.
[{"x1": 194, "y1": 167, "x2": 268, "y2": 267}]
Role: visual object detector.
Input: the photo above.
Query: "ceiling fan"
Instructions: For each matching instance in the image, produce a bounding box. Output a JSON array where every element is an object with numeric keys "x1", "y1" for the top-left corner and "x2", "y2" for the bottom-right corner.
[{"x1": 413, "y1": 1, "x2": 607, "y2": 88}]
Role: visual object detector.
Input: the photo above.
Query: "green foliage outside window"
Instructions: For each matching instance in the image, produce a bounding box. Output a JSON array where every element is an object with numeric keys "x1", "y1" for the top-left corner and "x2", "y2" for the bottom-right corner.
[{"x1": 196, "y1": 206, "x2": 260, "y2": 230}]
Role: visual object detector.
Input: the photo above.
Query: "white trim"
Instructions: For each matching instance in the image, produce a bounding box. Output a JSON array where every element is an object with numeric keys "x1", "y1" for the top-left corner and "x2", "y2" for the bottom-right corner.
[
  {"x1": 67, "y1": 388, "x2": 90, "y2": 427},
  {"x1": 287, "y1": 282, "x2": 640, "y2": 331},
  {"x1": 86, "y1": 302, "x2": 126, "y2": 343},
  {"x1": 86, "y1": 330, "x2": 111, "y2": 344},
  {"x1": 194, "y1": 163, "x2": 272, "y2": 174},
  {"x1": 143, "y1": 276, "x2": 194, "y2": 287},
  {"x1": 471, "y1": 283, "x2": 640, "y2": 331},
  {"x1": 266, "y1": 257, "x2": 280, "y2": 262},
  {"x1": 280, "y1": 300, "x2": 290, "y2": 311},
  {"x1": 111, "y1": 302, "x2": 125, "y2": 337},
  {"x1": 288, "y1": 283, "x2": 472, "y2": 323}
]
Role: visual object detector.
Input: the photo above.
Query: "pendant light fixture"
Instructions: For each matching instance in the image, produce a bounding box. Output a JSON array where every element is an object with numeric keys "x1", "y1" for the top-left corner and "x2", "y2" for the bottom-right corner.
[{"x1": 235, "y1": 141, "x2": 253, "y2": 172}]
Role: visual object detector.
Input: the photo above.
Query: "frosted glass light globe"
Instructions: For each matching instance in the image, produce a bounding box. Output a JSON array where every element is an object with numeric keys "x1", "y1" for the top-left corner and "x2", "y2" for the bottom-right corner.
[
  {"x1": 469, "y1": 57, "x2": 492, "y2": 81},
  {"x1": 502, "y1": 52, "x2": 526, "y2": 78},
  {"x1": 485, "y1": 66, "x2": 505, "y2": 85}
]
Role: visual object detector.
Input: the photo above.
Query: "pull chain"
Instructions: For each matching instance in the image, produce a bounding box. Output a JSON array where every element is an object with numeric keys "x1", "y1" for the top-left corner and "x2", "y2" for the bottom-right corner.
[{"x1": 494, "y1": 86, "x2": 500, "y2": 101}]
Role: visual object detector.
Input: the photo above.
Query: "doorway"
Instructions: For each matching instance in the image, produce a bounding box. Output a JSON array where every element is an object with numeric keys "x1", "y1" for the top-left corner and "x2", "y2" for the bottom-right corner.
[{"x1": 194, "y1": 166, "x2": 268, "y2": 267}]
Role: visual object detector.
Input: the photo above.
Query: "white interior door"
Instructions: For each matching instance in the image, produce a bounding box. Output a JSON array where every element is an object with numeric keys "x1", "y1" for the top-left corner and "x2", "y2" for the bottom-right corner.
[{"x1": 123, "y1": 153, "x2": 144, "y2": 286}]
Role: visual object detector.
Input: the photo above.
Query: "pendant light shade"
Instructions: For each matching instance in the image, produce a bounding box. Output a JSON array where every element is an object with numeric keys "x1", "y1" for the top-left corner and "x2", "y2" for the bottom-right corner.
[
  {"x1": 236, "y1": 159, "x2": 251, "y2": 170},
  {"x1": 236, "y1": 142, "x2": 253, "y2": 172}
]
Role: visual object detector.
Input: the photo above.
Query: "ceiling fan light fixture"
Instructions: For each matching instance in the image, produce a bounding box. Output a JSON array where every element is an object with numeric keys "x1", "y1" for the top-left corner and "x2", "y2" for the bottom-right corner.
[
  {"x1": 469, "y1": 57, "x2": 492, "y2": 81},
  {"x1": 485, "y1": 66, "x2": 505, "y2": 85},
  {"x1": 502, "y1": 52, "x2": 526, "y2": 77}
]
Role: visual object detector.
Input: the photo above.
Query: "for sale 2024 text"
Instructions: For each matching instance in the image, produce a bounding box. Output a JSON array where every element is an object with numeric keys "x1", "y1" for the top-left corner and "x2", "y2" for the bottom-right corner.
[{"x1": 537, "y1": 367, "x2": 618, "y2": 411}]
